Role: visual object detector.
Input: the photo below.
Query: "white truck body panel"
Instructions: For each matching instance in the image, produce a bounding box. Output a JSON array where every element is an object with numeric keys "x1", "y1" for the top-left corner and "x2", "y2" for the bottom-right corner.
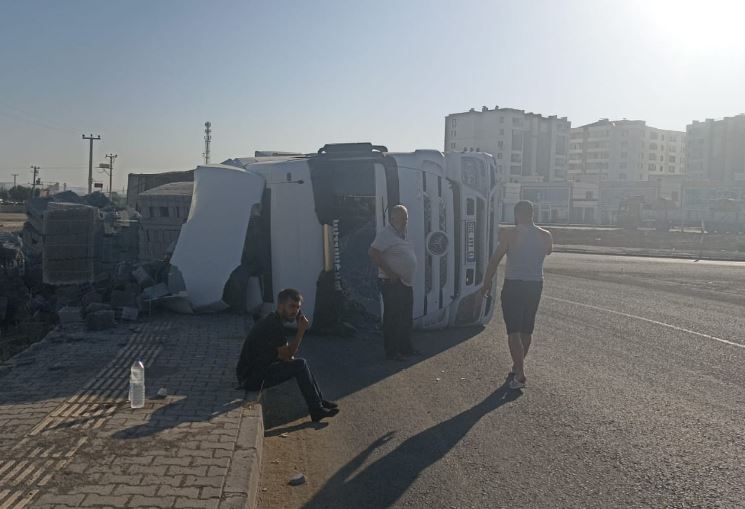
[{"x1": 169, "y1": 165, "x2": 265, "y2": 312}]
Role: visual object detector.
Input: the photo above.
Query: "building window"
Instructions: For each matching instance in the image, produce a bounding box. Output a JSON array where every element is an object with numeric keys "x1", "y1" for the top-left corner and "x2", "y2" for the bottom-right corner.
[
  {"x1": 649, "y1": 164, "x2": 656, "y2": 171},
  {"x1": 497, "y1": 153, "x2": 502, "y2": 159},
  {"x1": 619, "y1": 173, "x2": 627, "y2": 180},
  {"x1": 148, "y1": 207, "x2": 155, "y2": 218},
  {"x1": 512, "y1": 117, "x2": 522, "y2": 126},
  {"x1": 450, "y1": 143, "x2": 456, "y2": 149},
  {"x1": 672, "y1": 191, "x2": 679, "y2": 201},
  {"x1": 499, "y1": 129, "x2": 505, "y2": 136},
  {"x1": 585, "y1": 191, "x2": 593, "y2": 200},
  {"x1": 510, "y1": 153, "x2": 521, "y2": 163},
  {"x1": 510, "y1": 165, "x2": 521, "y2": 175},
  {"x1": 497, "y1": 140, "x2": 504, "y2": 149},
  {"x1": 512, "y1": 131, "x2": 523, "y2": 150},
  {"x1": 451, "y1": 130, "x2": 456, "y2": 137},
  {"x1": 451, "y1": 118, "x2": 456, "y2": 128},
  {"x1": 499, "y1": 116, "x2": 504, "y2": 123},
  {"x1": 556, "y1": 138, "x2": 567, "y2": 155},
  {"x1": 159, "y1": 206, "x2": 170, "y2": 217}
]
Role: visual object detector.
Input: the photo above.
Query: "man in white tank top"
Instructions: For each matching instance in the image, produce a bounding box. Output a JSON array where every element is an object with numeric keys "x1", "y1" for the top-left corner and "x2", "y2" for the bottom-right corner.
[{"x1": 480, "y1": 201, "x2": 552, "y2": 390}]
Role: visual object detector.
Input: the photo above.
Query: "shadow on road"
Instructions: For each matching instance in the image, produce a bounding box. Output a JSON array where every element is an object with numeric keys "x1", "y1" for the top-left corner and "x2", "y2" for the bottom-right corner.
[
  {"x1": 262, "y1": 325, "x2": 485, "y2": 430},
  {"x1": 303, "y1": 380, "x2": 520, "y2": 509}
]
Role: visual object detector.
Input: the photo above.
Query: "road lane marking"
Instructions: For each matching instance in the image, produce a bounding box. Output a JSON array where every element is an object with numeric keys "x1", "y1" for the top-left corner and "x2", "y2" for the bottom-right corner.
[{"x1": 544, "y1": 295, "x2": 745, "y2": 349}]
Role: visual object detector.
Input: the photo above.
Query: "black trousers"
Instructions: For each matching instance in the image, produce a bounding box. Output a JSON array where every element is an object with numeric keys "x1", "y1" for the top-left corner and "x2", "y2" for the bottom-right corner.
[
  {"x1": 247, "y1": 358, "x2": 324, "y2": 412},
  {"x1": 500, "y1": 279, "x2": 543, "y2": 334},
  {"x1": 379, "y1": 279, "x2": 414, "y2": 356}
]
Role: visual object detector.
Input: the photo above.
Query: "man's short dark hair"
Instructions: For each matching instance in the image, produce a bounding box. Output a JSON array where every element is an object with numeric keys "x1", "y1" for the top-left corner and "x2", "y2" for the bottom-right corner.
[
  {"x1": 277, "y1": 288, "x2": 302, "y2": 304},
  {"x1": 514, "y1": 200, "x2": 534, "y2": 218}
]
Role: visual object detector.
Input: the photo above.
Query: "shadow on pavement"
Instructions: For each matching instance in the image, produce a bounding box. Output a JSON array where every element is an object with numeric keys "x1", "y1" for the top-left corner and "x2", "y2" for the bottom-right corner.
[
  {"x1": 303, "y1": 380, "x2": 520, "y2": 509},
  {"x1": 262, "y1": 325, "x2": 485, "y2": 430},
  {"x1": 111, "y1": 393, "x2": 244, "y2": 439}
]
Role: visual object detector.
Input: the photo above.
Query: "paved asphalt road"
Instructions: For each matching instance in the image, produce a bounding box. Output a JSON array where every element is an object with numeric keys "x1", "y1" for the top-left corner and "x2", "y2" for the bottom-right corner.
[{"x1": 258, "y1": 253, "x2": 745, "y2": 509}]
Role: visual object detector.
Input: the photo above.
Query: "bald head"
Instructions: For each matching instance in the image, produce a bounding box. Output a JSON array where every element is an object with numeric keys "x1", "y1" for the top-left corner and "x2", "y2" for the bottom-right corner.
[{"x1": 389, "y1": 204, "x2": 408, "y2": 232}]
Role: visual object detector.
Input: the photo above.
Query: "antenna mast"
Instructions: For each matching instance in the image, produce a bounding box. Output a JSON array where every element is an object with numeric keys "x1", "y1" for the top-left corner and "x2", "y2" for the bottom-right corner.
[{"x1": 203, "y1": 121, "x2": 212, "y2": 164}]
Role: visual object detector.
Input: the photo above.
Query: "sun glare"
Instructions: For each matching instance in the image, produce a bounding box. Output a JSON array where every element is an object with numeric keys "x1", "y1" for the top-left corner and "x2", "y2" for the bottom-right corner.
[{"x1": 639, "y1": 0, "x2": 745, "y2": 53}]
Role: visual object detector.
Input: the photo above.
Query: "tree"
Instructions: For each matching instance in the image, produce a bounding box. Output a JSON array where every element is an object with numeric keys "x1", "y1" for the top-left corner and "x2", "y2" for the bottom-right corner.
[{"x1": 7, "y1": 185, "x2": 34, "y2": 202}]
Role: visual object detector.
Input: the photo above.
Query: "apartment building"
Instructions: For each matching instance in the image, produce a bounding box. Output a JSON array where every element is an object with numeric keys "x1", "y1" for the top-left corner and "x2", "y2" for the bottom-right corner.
[
  {"x1": 686, "y1": 114, "x2": 745, "y2": 183},
  {"x1": 444, "y1": 106, "x2": 570, "y2": 182},
  {"x1": 569, "y1": 119, "x2": 686, "y2": 182}
]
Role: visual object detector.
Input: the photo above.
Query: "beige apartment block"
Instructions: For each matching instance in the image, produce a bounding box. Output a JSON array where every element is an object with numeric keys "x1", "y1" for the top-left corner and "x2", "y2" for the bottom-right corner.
[
  {"x1": 445, "y1": 106, "x2": 571, "y2": 183},
  {"x1": 569, "y1": 119, "x2": 685, "y2": 182}
]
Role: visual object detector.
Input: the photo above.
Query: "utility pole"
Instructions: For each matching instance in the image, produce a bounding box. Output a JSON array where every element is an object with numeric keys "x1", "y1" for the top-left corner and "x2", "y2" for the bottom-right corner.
[
  {"x1": 203, "y1": 121, "x2": 212, "y2": 164},
  {"x1": 11, "y1": 173, "x2": 18, "y2": 188},
  {"x1": 83, "y1": 134, "x2": 101, "y2": 194},
  {"x1": 30, "y1": 165, "x2": 40, "y2": 198},
  {"x1": 105, "y1": 153, "x2": 117, "y2": 198}
]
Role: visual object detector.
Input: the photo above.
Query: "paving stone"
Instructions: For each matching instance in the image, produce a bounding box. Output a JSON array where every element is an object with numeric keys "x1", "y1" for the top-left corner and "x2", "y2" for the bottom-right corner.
[
  {"x1": 113, "y1": 485, "x2": 159, "y2": 496},
  {"x1": 152, "y1": 456, "x2": 192, "y2": 467},
  {"x1": 158, "y1": 485, "x2": 200, "y2": 498},
  {"x1": 81, "y1": 494, "x2": 131, "y2": 506},
  {"x1": 36, "y1": 494, "x2": 86, "y2": 506},
  {"x1": 128, "y1": 495, "x2": 175, "y2": 507},
  {"x1": 199, "y1": 487, "x2": 221, "y2": 499},
  {"x1": 71, "y1": 484, "x2": 115, "y2": 495},
  {"x1": 174, "y1": 497, "x2": 219, "y2": 509},
  {"x1": 166, "y1": 465, "x2": 208, "y2": 476},
  {"x1": 127, "y1": 464, "x2": 168, "y2": 476},
  {"x1": 183, "y1": 475, "x2": 223, "y2": 488},
  {"x1": 176, "y1": 448, "x2": 213, "y2": 459}
]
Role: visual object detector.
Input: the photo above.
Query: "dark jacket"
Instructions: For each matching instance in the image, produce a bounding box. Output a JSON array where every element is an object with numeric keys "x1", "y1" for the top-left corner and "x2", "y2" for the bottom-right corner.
[{"x1": 235, "y1": 312, "x2": 286, "y2": 388}]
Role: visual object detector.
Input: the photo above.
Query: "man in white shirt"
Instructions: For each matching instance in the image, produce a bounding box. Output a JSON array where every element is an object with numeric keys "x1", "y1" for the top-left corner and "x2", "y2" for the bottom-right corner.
[{"x1": 368, "y1": 205, "x2": 418, "y2": 361}]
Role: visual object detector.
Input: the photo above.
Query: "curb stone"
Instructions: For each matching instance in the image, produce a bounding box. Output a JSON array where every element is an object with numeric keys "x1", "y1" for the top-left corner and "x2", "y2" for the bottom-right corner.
[{"x1": 220, "y1": 392, "x2": 263, "y2": 509}]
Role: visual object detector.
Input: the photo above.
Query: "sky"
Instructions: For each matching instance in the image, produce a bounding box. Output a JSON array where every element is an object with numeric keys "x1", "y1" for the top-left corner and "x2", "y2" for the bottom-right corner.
[{"x1": 1, "y1": 0, "x2": 744, "y2": 190}]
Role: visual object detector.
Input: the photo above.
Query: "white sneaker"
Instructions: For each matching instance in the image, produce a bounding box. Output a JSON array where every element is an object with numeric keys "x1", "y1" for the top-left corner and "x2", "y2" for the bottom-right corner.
[{"x1": 508, "y1": 377, "x2": 525, "y2": 390}]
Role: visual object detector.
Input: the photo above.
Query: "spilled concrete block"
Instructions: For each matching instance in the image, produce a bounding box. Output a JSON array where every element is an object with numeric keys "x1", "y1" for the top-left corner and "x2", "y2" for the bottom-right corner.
[{"x1": 86, "y1": 310, "x2": 115, "y2": 330}]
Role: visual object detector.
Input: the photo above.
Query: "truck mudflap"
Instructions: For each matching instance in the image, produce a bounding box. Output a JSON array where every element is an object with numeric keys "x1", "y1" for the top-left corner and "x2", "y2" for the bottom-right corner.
[{"x1": 169, "y1": 165, "x2": 265, "y2": 312}]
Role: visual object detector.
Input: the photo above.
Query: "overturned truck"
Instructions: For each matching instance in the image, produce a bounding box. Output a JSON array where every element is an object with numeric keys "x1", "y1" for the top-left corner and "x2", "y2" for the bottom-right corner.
[{"x1": 168, "y1": 143, "x2": 502, "y2": 330}]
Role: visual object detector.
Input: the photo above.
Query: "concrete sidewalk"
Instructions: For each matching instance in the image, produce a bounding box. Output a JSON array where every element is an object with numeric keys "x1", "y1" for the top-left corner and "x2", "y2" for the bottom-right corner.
[{"x1": 0, "y1": 313, "x2": 263, "y2": 509}]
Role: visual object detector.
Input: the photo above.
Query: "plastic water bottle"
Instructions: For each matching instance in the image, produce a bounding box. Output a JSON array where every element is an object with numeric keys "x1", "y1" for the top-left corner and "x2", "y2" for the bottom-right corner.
[{"x1": 129, "y1": 360, "x2": 145, "y2": 409}]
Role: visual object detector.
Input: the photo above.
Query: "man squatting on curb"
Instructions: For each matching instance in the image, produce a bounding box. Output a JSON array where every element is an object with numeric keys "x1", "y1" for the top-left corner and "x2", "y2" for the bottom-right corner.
[
  {"x1": 481, "y1": 200, "x2": 553, "y2": 390},
  {"x1": 235, "y1": 288, "x2": 339, "y2": 422}
]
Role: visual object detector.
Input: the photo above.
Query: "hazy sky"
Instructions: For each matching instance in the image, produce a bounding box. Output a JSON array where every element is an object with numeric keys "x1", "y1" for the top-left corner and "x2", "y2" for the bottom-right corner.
[{"x1": 1, "y1": 0, "x2": 744, "y2": 190}]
